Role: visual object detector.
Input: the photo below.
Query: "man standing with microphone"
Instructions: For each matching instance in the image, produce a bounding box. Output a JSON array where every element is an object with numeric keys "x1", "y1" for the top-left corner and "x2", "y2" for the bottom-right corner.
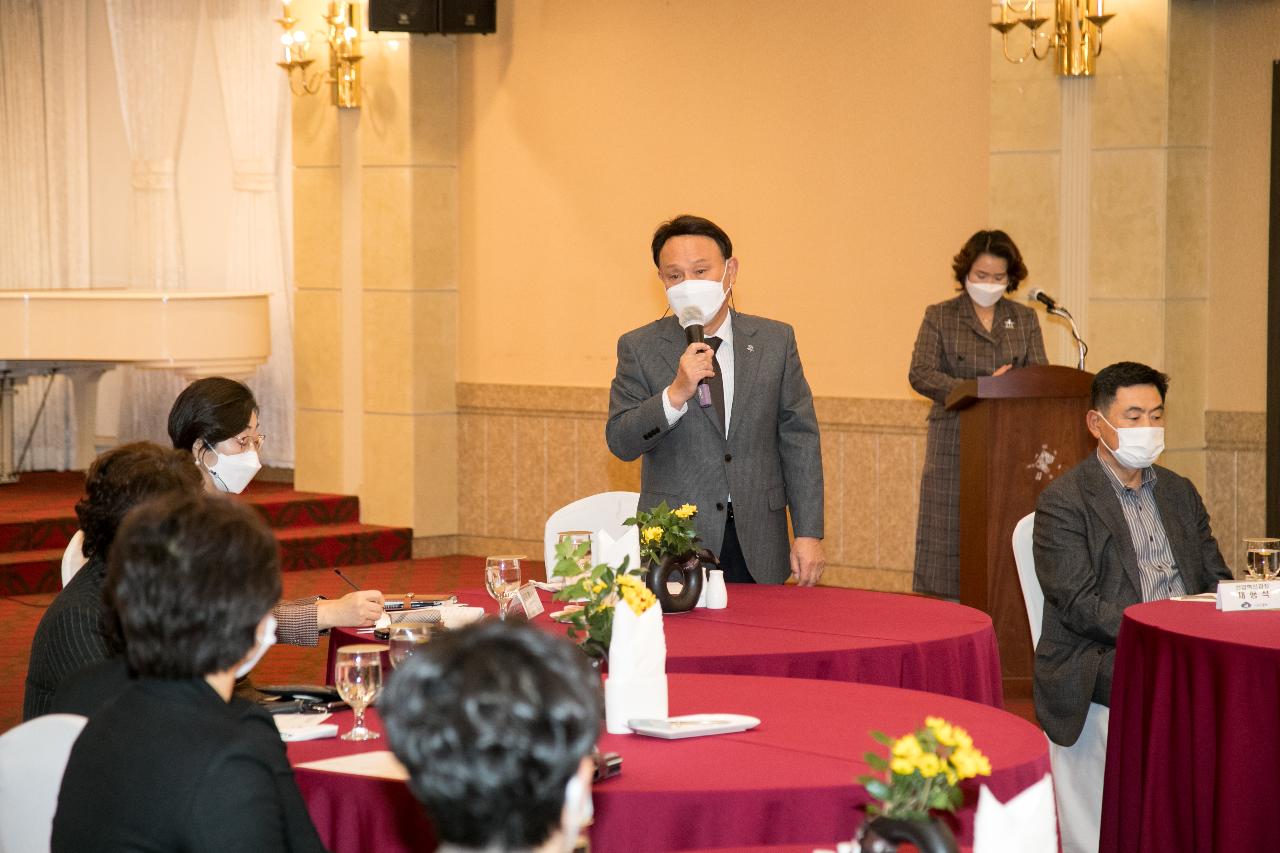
[{"x1": 606, "y1": 215, "x2": 825, "y2": 585}]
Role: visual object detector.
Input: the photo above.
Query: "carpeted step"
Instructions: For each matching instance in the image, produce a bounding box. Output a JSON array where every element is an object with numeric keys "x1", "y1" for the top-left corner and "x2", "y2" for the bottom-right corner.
[
  {"x1": 275, "y1": 523, "x2": 413, "y2": 573},
  {"x1": 0, "y1": 521, "x2": 413, "y2": 596},
  {"x1": 0, "y1": 549, "x2": 62, "y2": 596}
]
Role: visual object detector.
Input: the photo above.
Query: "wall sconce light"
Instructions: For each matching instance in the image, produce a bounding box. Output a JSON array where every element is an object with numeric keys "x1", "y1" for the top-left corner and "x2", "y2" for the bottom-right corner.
[
  {"x1": 991, "y1": 0, "x2": 1116, "y2": 77},
  {"x1": 276, "y1": 1, "x2": 364, "y2": 108}
]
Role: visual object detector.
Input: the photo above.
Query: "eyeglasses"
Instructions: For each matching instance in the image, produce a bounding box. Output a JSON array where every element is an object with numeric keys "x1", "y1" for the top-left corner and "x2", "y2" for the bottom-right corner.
[
  {"x1": 231, "y1": 434, "x2": 266, "y2": 452},
  {"x1": 970, "y1": 271, "x2": 1009, "y2": 284}
]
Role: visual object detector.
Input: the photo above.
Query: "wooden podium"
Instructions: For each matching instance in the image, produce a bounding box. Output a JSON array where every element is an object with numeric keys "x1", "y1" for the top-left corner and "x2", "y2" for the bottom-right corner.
[{"x1": 945, "y1": 365, "x2": 1094, "y2": 698}]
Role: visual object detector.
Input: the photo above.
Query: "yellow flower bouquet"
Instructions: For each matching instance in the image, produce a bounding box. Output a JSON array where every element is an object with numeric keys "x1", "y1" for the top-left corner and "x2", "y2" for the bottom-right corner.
[
  {"x1": 550, "y1": 539, "x2": 653, "y2": 661},
  {"x1": 625, "y1": 500, "x2": 699, "y2": 566},
  {"x1": 859, "y1": 716, "x2": 992, "y2": 820}
]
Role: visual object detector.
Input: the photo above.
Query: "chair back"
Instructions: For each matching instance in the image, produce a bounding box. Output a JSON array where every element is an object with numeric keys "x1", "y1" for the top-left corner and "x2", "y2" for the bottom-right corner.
[
  {"x1": 61, "y1": 530, "x2": 87, "y2": 588},
  {"x1": 543, "y1": 492, "x2": 640, "y2": 579},
  {"x1": 1011, "y1": 512, "x2": 1044, "y2": 648},
  {"x1": 0, "y1": 713, "x2": 87, "y2": 853}
]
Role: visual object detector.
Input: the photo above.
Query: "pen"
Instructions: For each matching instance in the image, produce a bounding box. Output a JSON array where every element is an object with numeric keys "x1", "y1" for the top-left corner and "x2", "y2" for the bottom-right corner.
[{"x1": 334, "y1": 568, "x2": 361, "y2": 592}]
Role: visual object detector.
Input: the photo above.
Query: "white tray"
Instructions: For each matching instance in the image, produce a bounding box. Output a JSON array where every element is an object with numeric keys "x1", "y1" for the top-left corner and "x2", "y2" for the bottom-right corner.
[{"x1": 627, "y1": 713, "x2": 761, "y2": 739}]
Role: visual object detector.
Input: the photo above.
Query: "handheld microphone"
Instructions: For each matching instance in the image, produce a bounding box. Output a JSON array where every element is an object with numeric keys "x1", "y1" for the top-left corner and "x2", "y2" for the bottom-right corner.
[
  {"x1": 1028, "y1": 288, "x2": 1058, "y2": 311},
  {"x1": 676, "y1": 309, "x2": 713, "y2": 408}
]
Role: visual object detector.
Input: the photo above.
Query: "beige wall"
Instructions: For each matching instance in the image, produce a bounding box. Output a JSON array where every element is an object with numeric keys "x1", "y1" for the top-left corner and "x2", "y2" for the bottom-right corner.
[
  {"x1": 1206, "y1": 0, "x2": 1278, "y2": 413},
  {"x1": 455, "y1": 1, "x2": 991, "y2": 400}
]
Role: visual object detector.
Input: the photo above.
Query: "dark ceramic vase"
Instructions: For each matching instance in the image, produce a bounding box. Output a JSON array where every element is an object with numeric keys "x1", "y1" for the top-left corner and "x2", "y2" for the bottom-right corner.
[
  {"x1": 854, "y1": 815, "x2": 958, "y2": 853},
  {"x1": 644, "y1": 549, "x2": 716, "y2": 612}
]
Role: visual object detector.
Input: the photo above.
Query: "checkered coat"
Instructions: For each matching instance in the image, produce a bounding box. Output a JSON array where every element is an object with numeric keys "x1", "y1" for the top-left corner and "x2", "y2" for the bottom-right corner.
[{"x1": 908, "y1": 293, "x2": 1047, "y2": 598}]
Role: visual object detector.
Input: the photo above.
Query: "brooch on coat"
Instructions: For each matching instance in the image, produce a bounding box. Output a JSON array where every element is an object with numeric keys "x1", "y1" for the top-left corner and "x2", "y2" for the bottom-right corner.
[{"x1": 1003, "y1": 318, "x2": 1015, "y2": 329}]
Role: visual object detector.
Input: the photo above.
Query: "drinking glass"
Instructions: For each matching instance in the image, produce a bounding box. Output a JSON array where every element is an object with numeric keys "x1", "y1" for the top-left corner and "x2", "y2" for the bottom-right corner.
[
  {"x1": 334, "y1": 644, "x2": 385, "y2": 741},
  {"x1": 557, "y1": 530, "x2": 593, "y2": 587},
  {"x1": 387, "y1": 623, "x2": 434, "y2": 669},
  {"x1": 485, "y1": 555, "x2": 523, "y2": 621},
  {"x1": 1243, "y1": 538, "x2": 1280, "y2": 580}
]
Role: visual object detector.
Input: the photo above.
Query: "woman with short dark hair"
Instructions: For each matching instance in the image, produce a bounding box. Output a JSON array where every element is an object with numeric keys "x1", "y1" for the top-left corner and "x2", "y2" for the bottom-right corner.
[
  {"x1": 908, "y1": 230, "x2": 1048, "y2": 599},
  {"x1": 51, "y1": 493, "x2": 327, "y2": 853},
  {"x1": 23, "y1": 443, "x2": 202, "y2": 720},
  {"x1": 382, "y1": 621, "x2": 601, "y2": 853},
  {"x1": 168, "y1": 377, "x2": 384, "y2": 644}
]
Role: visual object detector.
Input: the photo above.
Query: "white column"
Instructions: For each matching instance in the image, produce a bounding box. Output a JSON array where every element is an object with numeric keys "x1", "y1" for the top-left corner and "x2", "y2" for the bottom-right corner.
[{"x1": 1058, "y1": 77, "x2": 1092, "y2": 367}]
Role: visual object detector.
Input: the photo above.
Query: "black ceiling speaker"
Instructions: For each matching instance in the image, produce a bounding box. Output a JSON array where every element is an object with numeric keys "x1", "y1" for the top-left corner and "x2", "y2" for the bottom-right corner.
[
  {"x1": 368, "y1": 0, "x2": 495, "y2": 34},
  {"x1": 439, "y1": 0, "x2": 496, "y2": 34},
  {"x1": 369, "y1": 0, "x2": 440, "y2": 34}
]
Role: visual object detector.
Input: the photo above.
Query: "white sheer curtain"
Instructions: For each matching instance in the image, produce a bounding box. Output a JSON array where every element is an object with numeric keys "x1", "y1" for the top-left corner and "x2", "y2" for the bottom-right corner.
[
  {"x1": 207, "y1": 0, "x2": 295, "y2": 466},
  {"x1": 108, "y1": 0, "x2": 201, "y2": 448},
  {"x1": 0, "y1": 0, "x2": 89, "y2": 471}
]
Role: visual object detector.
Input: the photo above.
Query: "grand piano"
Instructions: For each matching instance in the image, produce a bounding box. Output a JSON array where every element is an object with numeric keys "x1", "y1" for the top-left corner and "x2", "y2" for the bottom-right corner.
[{"x1": 0, "y1": 291, "x2": 271, "y2": 483}]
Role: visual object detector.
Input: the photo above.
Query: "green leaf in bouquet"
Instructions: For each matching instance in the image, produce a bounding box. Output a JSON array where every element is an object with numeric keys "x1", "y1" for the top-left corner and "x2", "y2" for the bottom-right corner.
[{"x1": 864, "y1": 752, "x2": 888, "y2": 772}]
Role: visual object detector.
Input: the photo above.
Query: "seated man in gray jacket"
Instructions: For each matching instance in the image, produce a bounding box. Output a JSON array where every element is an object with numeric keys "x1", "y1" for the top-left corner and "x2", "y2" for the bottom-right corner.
[{"x1": 1033, "y1": 361, "x2": 1232, "y2": 853}]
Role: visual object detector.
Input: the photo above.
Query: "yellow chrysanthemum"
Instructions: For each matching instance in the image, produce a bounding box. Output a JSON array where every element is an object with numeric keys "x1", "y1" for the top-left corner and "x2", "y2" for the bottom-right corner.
[
  {"x1": 673, "y1": 504, "x2": 697, "y2": 519},
  {"x1": 642, "y1": 526, "x2": 664, "y2": 543},
  {"x1": 975, "y1": 752, "x2": 992, "y2": 776},
  {"x1": 890, "y1": 757, "x2": 914, "y2": 776},
  {"x1": 891, "y1": 734, "x2": 923, "y2": 761},
  {"x1": 953, "y1": 727, "x2": 974, "y2": 751},
  {"x1": 916, "y1": 753, "x2": 941, "y2": 778}
]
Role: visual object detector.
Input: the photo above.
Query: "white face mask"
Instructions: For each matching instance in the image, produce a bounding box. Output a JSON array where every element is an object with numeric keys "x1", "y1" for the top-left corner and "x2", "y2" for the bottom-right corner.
[
  {"x1": 665, "y1": 264, "x2": 731, "y2": 328},
  {"x1": 234, "y1": 613, "x2": 277, "y2": 679},
  {"x1": 206, "y1": 447, "x2": 262, "y2": 494},
  {"x1": 965, "y1": 279, "x2": 1006, "y2": 308},
  {"x1": 559, "y1": 772, "x2": 593, "y2": 853},
  {"x1": 1097, "y1": 413, "x2": 1165, "y2": 469}
]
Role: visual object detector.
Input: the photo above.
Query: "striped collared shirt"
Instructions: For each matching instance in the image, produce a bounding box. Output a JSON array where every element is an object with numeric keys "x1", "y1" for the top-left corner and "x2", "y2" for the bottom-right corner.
[{"x1": 1096, "y1": 451, "x2": 1186, "y2": 601}]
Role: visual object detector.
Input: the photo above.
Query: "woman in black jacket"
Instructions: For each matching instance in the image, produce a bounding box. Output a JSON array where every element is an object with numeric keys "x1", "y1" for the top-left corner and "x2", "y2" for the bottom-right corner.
[{"x1": 52, "y1": 493, "x2": 327, "y2": 853}]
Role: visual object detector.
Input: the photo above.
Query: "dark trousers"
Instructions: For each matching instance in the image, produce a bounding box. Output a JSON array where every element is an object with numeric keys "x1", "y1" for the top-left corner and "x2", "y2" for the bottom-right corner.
[{"x1": 719, "y1": 504, "x2": 755, "y2": 584}]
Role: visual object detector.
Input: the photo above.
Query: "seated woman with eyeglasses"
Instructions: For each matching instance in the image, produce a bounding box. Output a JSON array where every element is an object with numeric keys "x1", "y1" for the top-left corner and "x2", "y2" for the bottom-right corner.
[
  {"x1": 51, "y1": 494, "x2": 327, "y2": 853},
  {"x1": 167, "y1": 377, "x2": 385, "y2": 644}
]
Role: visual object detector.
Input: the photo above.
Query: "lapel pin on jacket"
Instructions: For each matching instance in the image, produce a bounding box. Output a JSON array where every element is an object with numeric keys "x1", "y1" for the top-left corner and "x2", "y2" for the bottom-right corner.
[
  {"x1": 1003, "y1": 318, "x2": 1015, "y2": 329},
  {"x1": 747, "y1": 344, "x2": 754, "y2": 352}
]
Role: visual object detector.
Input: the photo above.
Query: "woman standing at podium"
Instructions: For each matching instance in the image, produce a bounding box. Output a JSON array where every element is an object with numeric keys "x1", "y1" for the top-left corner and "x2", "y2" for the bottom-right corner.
[{"x1": 908, "y1": 230, "x2": 1047, "y2": 600}]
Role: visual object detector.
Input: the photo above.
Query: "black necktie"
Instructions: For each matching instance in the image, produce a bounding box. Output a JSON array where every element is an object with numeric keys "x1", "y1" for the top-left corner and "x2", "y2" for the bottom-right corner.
[{"x1": 705, "y1": 336, "x2": 726, "y2": 433}]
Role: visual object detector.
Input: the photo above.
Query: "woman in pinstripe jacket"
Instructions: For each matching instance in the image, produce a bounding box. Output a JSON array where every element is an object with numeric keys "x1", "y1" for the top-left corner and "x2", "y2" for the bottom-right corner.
[{"x1": 908, "y1": 230, "x2": 1047, "y2": 599}]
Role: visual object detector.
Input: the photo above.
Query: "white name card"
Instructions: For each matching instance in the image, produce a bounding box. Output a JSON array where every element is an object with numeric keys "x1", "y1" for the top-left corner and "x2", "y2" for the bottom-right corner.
[
  {"x1": 515, "y1": 583, "x2": 545, "y2": 619},
  {"x1": 1216, "y1": 579, "x2": 1280, "y2": 612}
]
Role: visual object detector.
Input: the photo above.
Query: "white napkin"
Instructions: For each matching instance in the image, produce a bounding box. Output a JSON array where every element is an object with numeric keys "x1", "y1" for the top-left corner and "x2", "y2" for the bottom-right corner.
[
  {"x1": 274, "y1": 713, "x2": 339, "y2": 742},
  {"x1": 604, "y1": 596, "x2": 668, "y2": 734},
  {"x1": 973, "y1": 773, "x2": 1058, "y2": 853},
  {"x1": 295, "y1": 750, "x2": 410, "y2": 780},
  {"x1": 594, "y1": 526, "x2": 641, "y2": 573}
]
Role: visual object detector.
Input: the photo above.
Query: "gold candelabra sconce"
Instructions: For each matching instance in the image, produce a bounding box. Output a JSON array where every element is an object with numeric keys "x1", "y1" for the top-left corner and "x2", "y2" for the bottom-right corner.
[
  {"x1": 276, "y1": 2, "x2": 364, "y2": 108},
  {"x1": 991, "y1": 0, "x2": 1117, "y2": 77}
]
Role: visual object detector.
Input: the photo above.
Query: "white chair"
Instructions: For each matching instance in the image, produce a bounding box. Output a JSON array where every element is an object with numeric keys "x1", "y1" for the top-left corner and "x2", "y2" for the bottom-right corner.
[
  {"x1": 543, "y1": 492, "x2": 640, "y2": 579},
  {"x1": 1011, "y1": 512, "x2": 1043, "y2": 646},
  {"x1": 1010, "y1": 510, "x2": 1106, "y2": 853},
  {"x1": 0, "y1": 713, "x2": 87, "y2": 853},
  {"x1": 60, "y1": 530, "x2": 87, "y2": 588}
]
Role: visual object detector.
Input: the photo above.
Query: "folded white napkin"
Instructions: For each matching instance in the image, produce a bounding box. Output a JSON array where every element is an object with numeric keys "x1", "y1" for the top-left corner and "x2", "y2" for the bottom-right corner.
[
  {"x1": 594, "y1": 526, "x2": 641, "y2": 573},
  {"x1": 273, "y1": 713, "x2": 339, "y2": 742},
  {"x1": 604, "y1": 596, "x2": 668, "y2": 734},
  {"x1": 973, "y1": 773, "x2": 1057, "y2": 853}
]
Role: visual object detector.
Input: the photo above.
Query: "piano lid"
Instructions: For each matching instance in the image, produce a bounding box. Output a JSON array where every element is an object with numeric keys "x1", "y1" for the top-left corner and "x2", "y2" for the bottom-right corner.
[{"x1": 0, "y1": 291, "x2": 270, "y2": 377}]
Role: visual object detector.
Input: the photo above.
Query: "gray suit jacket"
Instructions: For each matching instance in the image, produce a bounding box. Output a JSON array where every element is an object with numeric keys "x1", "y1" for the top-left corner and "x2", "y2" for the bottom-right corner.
[
  {"x1": 1032, "y1": 454, "x2": 1231, "y2": 746},
  {"x1": 606, "y1": 311, "x2": 823, "y2": 583}
]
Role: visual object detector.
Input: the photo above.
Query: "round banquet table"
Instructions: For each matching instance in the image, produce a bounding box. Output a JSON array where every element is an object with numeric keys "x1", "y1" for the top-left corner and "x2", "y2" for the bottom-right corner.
[
  {"x1": 289, "y1": 673, "x2": 1049, "y2": 853},
  {"x1": 324, "y1": 561, "x2": 1002, "y2": 706},
  {"x1": 1100, "y1": 599, "x2": 1280, "y2": 853}
]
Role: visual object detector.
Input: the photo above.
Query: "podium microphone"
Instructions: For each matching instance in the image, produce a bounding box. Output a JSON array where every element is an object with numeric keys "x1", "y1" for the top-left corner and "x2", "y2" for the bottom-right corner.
[
  {"x1": 1028, "y1": 288, "x2": 1059, "y2": 311},
  {"x1": 1027, "y1": 288, "x2": 1088, "y2": 369},
  {"x1": 677, "y1": 309, "x2": 714, "y2": 409}
]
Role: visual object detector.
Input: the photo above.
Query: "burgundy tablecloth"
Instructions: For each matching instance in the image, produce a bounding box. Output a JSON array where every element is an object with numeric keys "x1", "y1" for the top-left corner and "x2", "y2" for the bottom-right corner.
[
  {"x1": 325, "y1": 560, "x2": 1002, "y2": 706},
  {"x1": 289, "y1": 673, "x2": 1048, "y2": 853},
  {"x1": 1100, "y1": 600, "x2": 1280, "y2": 853}
]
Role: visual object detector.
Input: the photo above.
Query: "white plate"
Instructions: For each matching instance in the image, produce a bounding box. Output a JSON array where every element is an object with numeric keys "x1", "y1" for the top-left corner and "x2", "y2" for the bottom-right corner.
[{"x1": 627, "y1": 713, "x2": 761, "y2": 739}]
